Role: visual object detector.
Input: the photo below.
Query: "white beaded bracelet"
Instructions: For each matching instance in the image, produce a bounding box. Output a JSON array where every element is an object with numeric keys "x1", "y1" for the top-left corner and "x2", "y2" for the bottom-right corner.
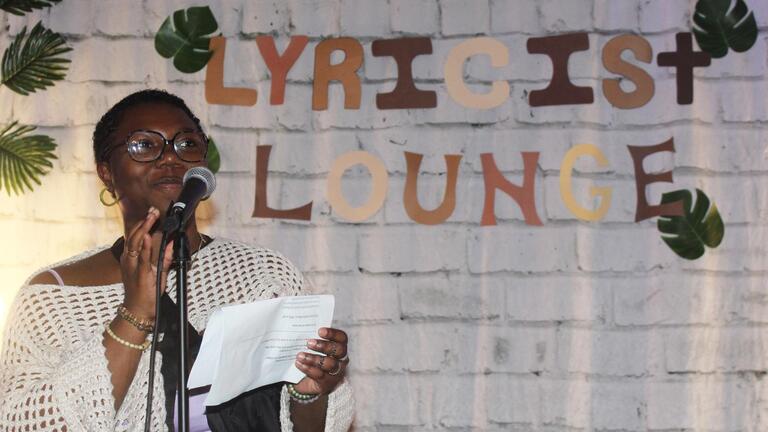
[{"x1": 105, "y1": 323, "x2": 151, "y2": 351}]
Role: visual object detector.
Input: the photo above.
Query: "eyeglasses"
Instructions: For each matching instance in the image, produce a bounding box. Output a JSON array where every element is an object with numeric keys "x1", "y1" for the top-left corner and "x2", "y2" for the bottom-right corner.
[{"x1": 103, "y1": 129, "x2": 209, "y2": 163}]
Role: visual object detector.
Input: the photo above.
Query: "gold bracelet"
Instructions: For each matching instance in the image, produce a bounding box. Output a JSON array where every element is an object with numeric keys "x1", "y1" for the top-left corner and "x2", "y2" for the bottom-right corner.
[
  {"x1": 116, "y1": 304, "x2": 155, "y2": 332},
  {"x1": 105, "y1": 323, "x2": 151, "y2": 351}
]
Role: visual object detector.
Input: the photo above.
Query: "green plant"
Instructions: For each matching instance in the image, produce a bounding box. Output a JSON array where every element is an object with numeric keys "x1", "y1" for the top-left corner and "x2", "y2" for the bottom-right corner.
[
  {"x1": 1, "y1": 22, "x2": 72, "y2": 95},
  {"x1": 693, "y1": 0, "x2": 758, "y2": 58},
  {"x1": 0, "y1": 122, "x2": 57, "y2": 195},
  {"x1": 657, "y1": 189, "x2": 725, "y2": 260},
  {"x1": 155, "y1": 5, "x2": 219, "y2": 73},
  {"x1": 206, "y1": 135, "x2": 221, "y2": 174},
  {"x1": 0, "y1": 0, "x2": 61, "y2": 15}
]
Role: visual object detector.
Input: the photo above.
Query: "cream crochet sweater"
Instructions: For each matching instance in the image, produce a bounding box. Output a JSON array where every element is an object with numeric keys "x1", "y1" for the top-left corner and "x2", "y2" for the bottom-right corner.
[{"x1": 0, "y1": 238, "x2": 353, "y2": 431}]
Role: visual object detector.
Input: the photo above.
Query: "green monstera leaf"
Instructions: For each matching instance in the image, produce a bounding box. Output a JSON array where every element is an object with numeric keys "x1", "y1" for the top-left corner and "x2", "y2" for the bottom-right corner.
[
  {"x1": 657, "y1": 189, "x2": 724, "y2": 260},
  {"x1": 155, "y1": 6, "x2": 219, "y2": 73},
  {"x1": 0, "y1": 0, "x2": 61, "y2": 16},
  {"x1": 1, "y1": 22, "x2": 72, "y2": 95},
  {"x1": 0, "y1": 121, "x2": 57, "y2": 195},
  {"x1": 693, "y1": 0, "x2": 758, "y2": 58},
  {"x1": 205, "y1": 135, "x2": 220, "y2": 174}
]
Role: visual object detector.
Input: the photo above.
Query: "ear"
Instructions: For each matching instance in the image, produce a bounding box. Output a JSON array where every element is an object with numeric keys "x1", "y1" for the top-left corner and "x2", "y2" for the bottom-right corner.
[{"x1": 97, "y1": 161, "x2": 114, "y2": 191}]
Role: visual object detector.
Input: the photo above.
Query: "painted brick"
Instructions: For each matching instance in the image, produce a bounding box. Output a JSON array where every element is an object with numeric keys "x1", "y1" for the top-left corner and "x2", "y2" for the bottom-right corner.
[
  {"x1": 440, "y1": 0, "x2": 490, "y2": 36},
  {"x1": 242, "y1": 0, "x2": 290, "y2": 34},
  {"x1": 251, "y1": 226, "x2": 358, "y2": 272},
  {"x1": 14, "y1": 82, "x2": 142, "y2": 127},
  {"x1": 347, "y1": 323, "x2": 454, "y2": 373},
  {"x1": 468, "y1": 226, "x2": 577, "y2": 273},
  {"x1": 207, "y1": 127, "x2": 258, "y2": 174},
  {"x1": 646, "y1": 378, "x2": 754, "y2": 430},
  {"x1": 489, "y1": 0, "x2": 540, "y2": 34},
  {"x1": 44, "y1": 0, "x2": 97, "y2": 36},
  {"x1": 638, "y1": 0, "x2": 691, "y2": 33},
  {"x1": 590, "y1": 382, "x2": 646, "y2": 430},
  {"x1": 539, "y1": 0, "x2": 593, "y2": 32},
  {"x1": 95, "y1": 0, "x2": 147, "y2": 36},
  {"x1": 361, "y1": 127, "x2": 471, "y2": 174},
  {"x1": 68, "y1": 39, "x2": 161, "y2": 83},
  {"x1": 665, "y1": 327, "x2": 768, "y2": 373},
  {"x1": 260, "y1": 130, "x2": 359, "y2": 174},
  {"x1": 413, "y1": 84, "x2": 512, "y2": 125},
  {"x1": 308, "y1": 274, "x2": 400, "y2": 323},
  {"x1": 695, "y1": 36, "x2": 767, "y2": 78},
  {"x1": 429, "y1": 375, "x2": 489, "y2": 428},
  {"x1": 398, "y1": 273, "x2": 505, "y2": 320},
  {"x1": 359, "y1": 226, "x2": 465, "y2": 272},
  {"x1": 289, "y1": 0, "x2": 340, "y2": 37},
  {"x1": 467, "y1": 128, "x2": 572, "y2": 173},
  {"x1": 556, "y1": 328, "x2": 664, "y2": 376},
  {"x1": 450, "y1": 325, "x2": 556, "y2": 374},
  {"x1": 506, "y1": 275, "x2": 610, "y2": 323},
  {"x1": 613, "y1": 274, "x2": 742, "y2": 326},
  {"x1": 277, "y1": 177, "x2": 332, "y2": 223},
  {"x1": 720, "y1": 80, "x2": 768, "y2": 122},
  {"x1": 340, "y1": 0, "x2": 390, "y2": 37},
  {"x1": 485, "y1": 375, "x2": 539, "y2": 425},
  {"x1": 673, "y1": 125, "x2": 768, "y2": 173},
  {"x1": 680, "y1": 226, "x2": 768, "y2": 272},
  {"x1": 611, "y1": 79, "x2": 719, "y2": 125},
  {"x1": 732, "y1": 276, "x2": 768, "y2": 324},
  {"x1": 593, "y1": 1, "x2": 639, "y2": 32},
  {"x1": 390, "y1": 0, "x2": 439, "y2": 35},
  {"x1": 540, "y1": 378, "x2": 591, "y2": 429},
  {"x1": 313, "y1": 84, "x2": 417, "y2": 130},
  {"x1": 576, "y1": 225, "x2": 677, "y2": 272},
  {"x1": 351, "y1": 374, "x2": 427, "y2": 426}
]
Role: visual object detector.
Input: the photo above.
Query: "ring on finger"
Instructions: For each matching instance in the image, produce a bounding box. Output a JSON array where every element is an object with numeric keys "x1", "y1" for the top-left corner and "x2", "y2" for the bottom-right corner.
[
  {"x1": 318, "y1": 356, "x2": 325, "y2": 370},
  {"x1": 328, "y1": 361, "x2": 342, "y2": 376},
  {"x1": 329, "y1": 343, "x2": 337, "y2": 359},
  {"x1": 126, "y1": 249, "x2": 140, "y2": 258}
]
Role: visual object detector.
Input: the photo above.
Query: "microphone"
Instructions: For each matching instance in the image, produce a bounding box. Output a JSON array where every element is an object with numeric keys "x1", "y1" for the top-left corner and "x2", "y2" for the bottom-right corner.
[{"x1": 162, "y1": 166, "x2": 216, "y2": 233}]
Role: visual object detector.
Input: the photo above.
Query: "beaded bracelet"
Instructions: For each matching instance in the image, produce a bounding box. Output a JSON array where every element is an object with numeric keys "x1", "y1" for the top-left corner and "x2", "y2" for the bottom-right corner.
[
  {"x1": 116, "y1": 304, "x2": 154, "y2": 332},
  {"x1": 105, "y1": 323, "x2": 151, "y2": 351},
  {"x1": 286, "y1": 383, "x2": 321, "y2": 404}
]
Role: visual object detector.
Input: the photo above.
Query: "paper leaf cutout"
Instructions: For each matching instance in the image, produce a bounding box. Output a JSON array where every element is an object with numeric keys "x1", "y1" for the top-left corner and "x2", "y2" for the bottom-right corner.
[
  {"x1": 206, "y1": 135, "x2": 220, "y2": 174},
  {"x1": 1, "y1": 22, "x2": 72, "y2": 95},
  {"x1": 693, "y1": 0, "x2": 758, "y2": 58},
  {"x1": 0, "y1": 121, "x2": 57, "y2": 195},
  {"x1": 0, "y1": 0, "x2": 61, "y2": 16},
  {"x1": 657, "y1": 189, "x2": 724, "y2": 260},
  {"x1": 155, "y1": 6, "x2": 218, "y2": 73}
]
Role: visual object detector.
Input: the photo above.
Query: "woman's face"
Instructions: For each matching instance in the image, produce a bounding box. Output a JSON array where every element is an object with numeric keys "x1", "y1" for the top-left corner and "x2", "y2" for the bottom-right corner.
[{"x1": 97, "y1": 102, "x2": 207, "y2": 224}]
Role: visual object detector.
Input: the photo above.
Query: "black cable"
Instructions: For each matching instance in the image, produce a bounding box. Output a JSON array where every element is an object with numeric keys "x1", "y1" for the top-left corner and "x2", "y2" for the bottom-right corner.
[{"x1": 144, "y1": 232, "x2": 170, "y2": 432}]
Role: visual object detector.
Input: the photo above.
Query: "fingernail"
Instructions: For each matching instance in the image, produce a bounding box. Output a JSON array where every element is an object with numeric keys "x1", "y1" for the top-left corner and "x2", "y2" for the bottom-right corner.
[
  {"x1": 307, "y1": 339, "x2": 318, "y2": 347},
  {"x1": 319, "y1": 328, "x2": 328, "y2": 337}
]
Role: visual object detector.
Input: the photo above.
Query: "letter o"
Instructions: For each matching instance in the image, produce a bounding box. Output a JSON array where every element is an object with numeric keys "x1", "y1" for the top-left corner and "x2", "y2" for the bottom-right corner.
[{"x1": 327, "y1": 151, "x2": 389, "y2": 222}]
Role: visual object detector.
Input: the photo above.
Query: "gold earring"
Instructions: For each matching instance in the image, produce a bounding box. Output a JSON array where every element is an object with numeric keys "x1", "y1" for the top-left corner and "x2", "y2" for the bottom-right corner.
[{"x1": 99, "y1": 187, "x2": 118, "y2": 206}]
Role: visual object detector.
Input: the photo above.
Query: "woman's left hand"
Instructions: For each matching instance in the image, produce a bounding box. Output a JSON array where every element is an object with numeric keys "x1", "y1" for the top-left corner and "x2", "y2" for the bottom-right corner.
[{"x1": 294, "y1": 327, "x2": 349, "y2": 395}]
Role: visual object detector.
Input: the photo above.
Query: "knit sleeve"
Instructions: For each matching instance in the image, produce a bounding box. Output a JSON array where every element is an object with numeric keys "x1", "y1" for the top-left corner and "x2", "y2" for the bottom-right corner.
[
  {"x1": 0, "y1": 286, "x2": 117, "y2": 431},
  {"x1": 279, "y1": 381, "x2": 355, "y2": 432}
]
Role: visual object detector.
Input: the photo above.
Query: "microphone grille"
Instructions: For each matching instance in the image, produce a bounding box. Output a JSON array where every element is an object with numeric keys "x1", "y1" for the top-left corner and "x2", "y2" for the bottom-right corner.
[{"x1": 183, "y1": 166, "x2": 217, "y2": 198}]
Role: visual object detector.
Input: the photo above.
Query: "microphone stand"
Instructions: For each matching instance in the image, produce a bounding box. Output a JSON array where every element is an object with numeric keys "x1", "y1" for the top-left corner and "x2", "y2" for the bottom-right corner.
[
  {"x1": 161, "y1": 203, "x2": 193, "y2": 432},
  {"x1": 173, "y1": 231, "x2": 191, "y2": 432}
]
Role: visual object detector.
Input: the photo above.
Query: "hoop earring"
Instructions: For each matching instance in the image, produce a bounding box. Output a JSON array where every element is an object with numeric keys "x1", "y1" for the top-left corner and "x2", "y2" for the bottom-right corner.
[{"x1": 100, "y1": 188, "x2": 119, "y2": 207}]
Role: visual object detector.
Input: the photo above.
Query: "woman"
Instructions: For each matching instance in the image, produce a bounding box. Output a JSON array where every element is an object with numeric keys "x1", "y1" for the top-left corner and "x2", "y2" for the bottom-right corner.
[{"x1": 0, "y1": 90, "x2": 353, "y2": 431}]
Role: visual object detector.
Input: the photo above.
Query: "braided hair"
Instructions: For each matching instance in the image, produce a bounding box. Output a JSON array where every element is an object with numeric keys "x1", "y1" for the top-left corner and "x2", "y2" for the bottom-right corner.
[{"x1": 92, "y1": 89, "x2": 203, "y2": 163}]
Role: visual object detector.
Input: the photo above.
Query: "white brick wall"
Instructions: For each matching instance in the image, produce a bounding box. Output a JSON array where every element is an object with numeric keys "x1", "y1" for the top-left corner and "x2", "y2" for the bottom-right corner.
[{"x1": 1, "y1": 0, "x2": 765, "y2": 430}]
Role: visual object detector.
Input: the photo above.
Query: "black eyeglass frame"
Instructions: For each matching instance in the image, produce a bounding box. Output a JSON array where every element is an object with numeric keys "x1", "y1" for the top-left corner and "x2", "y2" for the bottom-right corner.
[{"x1": 101, "y1": 128, "x2": 209, "y2": 163}]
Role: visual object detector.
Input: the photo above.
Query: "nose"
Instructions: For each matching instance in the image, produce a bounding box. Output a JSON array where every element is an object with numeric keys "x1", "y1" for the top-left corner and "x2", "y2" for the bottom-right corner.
[{"x1": 155, "y1": 141, "x2": 185, "y2": 166}]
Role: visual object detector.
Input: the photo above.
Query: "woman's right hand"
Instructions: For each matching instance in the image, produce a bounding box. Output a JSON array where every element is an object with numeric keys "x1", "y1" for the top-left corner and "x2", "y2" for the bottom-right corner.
[{"x1": 121, "y1": 206, "x2": 174, "y2": 320}]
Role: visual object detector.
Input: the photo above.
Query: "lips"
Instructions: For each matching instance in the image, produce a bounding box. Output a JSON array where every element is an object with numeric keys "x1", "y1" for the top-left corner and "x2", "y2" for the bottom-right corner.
[{"x1": 152, "y1": 176, "x2": 183, "y2": 188}]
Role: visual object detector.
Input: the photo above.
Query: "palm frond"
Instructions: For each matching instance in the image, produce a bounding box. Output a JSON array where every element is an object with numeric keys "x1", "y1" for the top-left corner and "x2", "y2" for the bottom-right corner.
[
  {"x1": 0, "y1": 121, "x2": 57, "y2": 195},
  {"x1": 1, "y1": 22, "x2": 72, "y2": 95},
  {"x1": 0, "y1": 0, "x2": 61, "y2": 16}
]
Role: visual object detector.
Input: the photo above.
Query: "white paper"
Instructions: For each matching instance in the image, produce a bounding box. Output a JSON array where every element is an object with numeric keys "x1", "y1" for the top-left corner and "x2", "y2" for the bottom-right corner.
[{"x1": 187, "y1": 295, "x2": 335, "y2": 406}]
